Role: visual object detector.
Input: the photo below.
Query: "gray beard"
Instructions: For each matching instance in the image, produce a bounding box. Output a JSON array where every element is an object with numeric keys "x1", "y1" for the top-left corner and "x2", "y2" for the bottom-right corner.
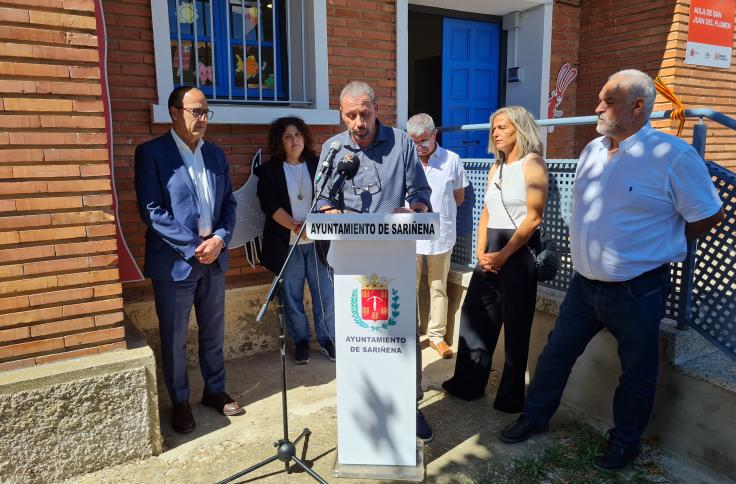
[{"x1": 596, "y1": 122, "x2": 620, "y2": 137}]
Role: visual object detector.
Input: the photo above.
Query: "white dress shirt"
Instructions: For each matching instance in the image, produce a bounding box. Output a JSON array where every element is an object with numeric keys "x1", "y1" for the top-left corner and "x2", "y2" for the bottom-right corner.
[
  {"x1": 570, "y1": 123, "x2": 722, "y2": 282},
  {"x1": 416, "y1": 144, "x2": 469, "y2": 255},
  {"x1": 170, "y1": 128, "x2": 214, "y2": 237}
]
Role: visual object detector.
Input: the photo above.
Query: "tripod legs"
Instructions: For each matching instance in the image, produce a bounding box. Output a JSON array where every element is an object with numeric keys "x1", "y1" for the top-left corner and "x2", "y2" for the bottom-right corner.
[
  {"x1": 216, "y1": 455, "x2": 279, "y2": 484},
  {"x1": 292, "y1": 455, "x2": 327, "y2": 483},
  {"x1": 217, "y1": 429, "x2": 324, "y2": 484},
  {"x1": 216, "y1": 287, "x2": 327, "y2": 484},
  {"x1": 215, "y1": 431, "x2": 327, "y2": 484}
]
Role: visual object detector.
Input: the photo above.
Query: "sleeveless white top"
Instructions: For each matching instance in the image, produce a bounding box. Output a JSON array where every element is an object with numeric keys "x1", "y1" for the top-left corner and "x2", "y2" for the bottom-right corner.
[{"x1": 484, "y1": 155, "x2": 529, "y2": 230}]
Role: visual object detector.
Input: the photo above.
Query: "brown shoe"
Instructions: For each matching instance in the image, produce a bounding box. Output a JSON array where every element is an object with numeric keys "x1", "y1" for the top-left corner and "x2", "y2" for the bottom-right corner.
[
  {"x1": 171, "y1": 401, "x2": 195, "y2": 434},
  {"x1": 430, "y1": 340, "x2": 453, "y2": 359},
  {"x1": 202, "y1": 391, "x2": 245, "y2": 416}
]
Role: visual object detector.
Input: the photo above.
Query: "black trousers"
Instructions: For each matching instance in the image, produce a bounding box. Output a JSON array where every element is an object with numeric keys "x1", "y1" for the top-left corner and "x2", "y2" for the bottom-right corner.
[{"x1": 444, "y1": 228, "x2": 539, "y2": 412}]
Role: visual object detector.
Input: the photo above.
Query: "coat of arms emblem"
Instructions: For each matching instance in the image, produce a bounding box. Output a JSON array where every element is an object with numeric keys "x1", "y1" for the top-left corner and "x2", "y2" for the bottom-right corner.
[
  {"x1": 351, "y1": 273, "x2": 400, "y2": 331},
  {"x1": 361, "y1": 274, "x2": 389, "y2": 321}
]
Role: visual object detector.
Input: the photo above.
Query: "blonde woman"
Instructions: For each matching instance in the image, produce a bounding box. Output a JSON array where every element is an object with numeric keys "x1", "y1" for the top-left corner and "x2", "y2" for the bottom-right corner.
[{"x1": 442, "y1": 106, "x2": 548, "y2": 412}]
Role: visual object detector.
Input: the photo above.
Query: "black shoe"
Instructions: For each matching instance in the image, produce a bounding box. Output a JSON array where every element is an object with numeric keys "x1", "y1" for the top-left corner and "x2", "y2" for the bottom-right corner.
[
  {"x1": 593, "y1": 443, "x2": 639, "y2": 471},
  {"x1": 320, "y1": 340, "x2": 336, "y2": 361},
  {"x1": 441, "y1": 378, "x2": 484, "y2": 401},
  {"x1": 499, "y1": 415, "x2": 549, "y2": 443},
  {"x1": 171, "y1": 401, "x2": 195, "y2": 434},
  {"x1": 417, "y1": 409, "x2": 433, "y2": 443},
  {"x1": 294, "y1": 340, "x2": 310, "y2": 364}
]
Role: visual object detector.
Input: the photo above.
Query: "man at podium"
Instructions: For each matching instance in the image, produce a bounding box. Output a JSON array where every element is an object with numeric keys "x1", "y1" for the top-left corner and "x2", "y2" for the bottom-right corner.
[{"x1": 317, "y1": 80, "x2": 434, "y2": 442}]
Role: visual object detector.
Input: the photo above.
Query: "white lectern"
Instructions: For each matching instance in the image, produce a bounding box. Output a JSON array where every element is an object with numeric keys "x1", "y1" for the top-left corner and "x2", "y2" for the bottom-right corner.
[{"x1": 306, "y1": 212, "x2": 439, "y2": 481}]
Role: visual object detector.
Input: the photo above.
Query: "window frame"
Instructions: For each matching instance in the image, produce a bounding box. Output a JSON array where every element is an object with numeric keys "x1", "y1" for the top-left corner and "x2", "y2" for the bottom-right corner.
[{"x1": 150, "y1": 0, "x2": 339, "y2": 125}]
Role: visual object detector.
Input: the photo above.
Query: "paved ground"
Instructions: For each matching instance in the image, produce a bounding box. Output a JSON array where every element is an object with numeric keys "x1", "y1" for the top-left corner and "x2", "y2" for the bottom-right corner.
[{"x1": 71, "y1": 343, "x2": 730, "y2": 483}]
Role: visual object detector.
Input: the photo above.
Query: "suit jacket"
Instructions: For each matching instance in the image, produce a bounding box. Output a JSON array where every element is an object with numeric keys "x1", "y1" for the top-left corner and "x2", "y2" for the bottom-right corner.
[
  {"x1": 135, "y1": 132, "x2": 237, "y2": 281},
  {"x1": 255, "y1": 156, "x2": 319, "y2": 274}
]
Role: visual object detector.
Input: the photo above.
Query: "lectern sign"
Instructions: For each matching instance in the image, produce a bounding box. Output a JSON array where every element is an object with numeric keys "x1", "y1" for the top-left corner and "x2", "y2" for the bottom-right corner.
[{"x1": 307, "y1": 213, "x2": 439, "y2": 476}]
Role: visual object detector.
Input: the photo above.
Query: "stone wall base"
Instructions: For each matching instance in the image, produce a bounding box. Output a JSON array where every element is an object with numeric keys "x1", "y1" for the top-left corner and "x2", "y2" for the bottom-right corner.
[{"x1": 0, "y1": 326, "x2": 162, "y2": 483}]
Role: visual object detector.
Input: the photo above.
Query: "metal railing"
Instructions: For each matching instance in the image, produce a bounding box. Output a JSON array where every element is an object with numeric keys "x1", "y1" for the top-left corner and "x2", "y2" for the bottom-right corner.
[
  {"x1": 444, "y1": 110, "x2": 736, "y2": 362},
  {"x1": 169, "y1": 0, "x2": 311, "y2": 105}
]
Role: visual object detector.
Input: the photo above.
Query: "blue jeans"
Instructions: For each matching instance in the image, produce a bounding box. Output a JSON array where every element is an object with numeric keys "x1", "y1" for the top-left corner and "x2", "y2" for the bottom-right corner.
[
  {"x1": 281, "y1": 243, "x2": 335, "y2": 346},
  {"x1": 524, "y1": 267, "x2": 671, "y2": 451}
]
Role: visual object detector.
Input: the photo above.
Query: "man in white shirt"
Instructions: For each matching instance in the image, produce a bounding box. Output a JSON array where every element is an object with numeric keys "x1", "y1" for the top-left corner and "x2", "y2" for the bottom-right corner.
[
  {"x1": 500, "y1": 70, "x2": 724, "y2": 471},
  {"x1": 407, "y1": 113, "x2": 468, "y2": 358}
]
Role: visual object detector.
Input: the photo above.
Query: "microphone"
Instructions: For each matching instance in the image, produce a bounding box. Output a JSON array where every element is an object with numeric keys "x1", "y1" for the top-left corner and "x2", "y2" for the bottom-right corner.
[
  {"x1": 315, "y1": 140, "x2": 342, "y2": 183},
  {"x1": 328, "y1": 155, "x2": 360, "y2": 202},
  {"x1": 337, "y1": 154, "x2": 360, "y2": 179}
]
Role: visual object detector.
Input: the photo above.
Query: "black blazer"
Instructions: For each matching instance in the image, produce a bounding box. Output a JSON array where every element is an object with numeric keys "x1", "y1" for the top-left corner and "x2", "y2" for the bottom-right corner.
[{"x1": 255, "y1": 155, "x2": 319, "y2": 274}]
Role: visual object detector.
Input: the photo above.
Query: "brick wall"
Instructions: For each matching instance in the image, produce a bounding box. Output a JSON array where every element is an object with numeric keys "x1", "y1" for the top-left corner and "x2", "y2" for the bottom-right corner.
[
  {"x1": 327, "y1": 0, "x2": 397, "y2": 124},
  {"x1": 670, "y1": 0, "x2": 736, "y2": 170},
  {"x1": 0, "y1": 0, "x2": 125, "y2": 371},
  {"x1": 569, "y1": 0, "x2": 736, "y2": 164},
  {"x1": 571, "y1": 0, "x2": 677, "y2": 153},
  {"x1": 546, "y1": 0, "x2": 581, "y2": 159},
  {"x1": 105, "y1": 0, "x2": 399, "y2": 300}
]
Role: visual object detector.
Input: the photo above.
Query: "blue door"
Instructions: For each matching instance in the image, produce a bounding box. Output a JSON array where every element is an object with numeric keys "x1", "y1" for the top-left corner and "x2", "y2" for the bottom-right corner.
[{"x1": 441, "y1": 18, "x2": 500, "y2": 158}]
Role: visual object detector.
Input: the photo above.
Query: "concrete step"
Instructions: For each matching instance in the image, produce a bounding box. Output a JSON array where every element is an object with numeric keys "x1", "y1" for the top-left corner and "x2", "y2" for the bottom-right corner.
[
  {"x1": 72, "y1": 348, "x2": 733, "y2": 484},
  {"x1": 674, "y1": 348, "x2": 736, "y2": 395},
  {"x1": 660, "y1": 318, "x2": 722, "y2": 366}
]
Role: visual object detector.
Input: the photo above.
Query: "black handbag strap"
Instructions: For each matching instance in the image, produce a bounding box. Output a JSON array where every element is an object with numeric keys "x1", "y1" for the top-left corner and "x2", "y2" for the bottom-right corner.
[{"x1": 495, "y1": 161, "x2": 539, "y2": 260}]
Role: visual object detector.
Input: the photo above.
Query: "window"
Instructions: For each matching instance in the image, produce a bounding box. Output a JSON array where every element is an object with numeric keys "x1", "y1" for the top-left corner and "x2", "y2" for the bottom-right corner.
[
  {"x1": 150, "y1": 0, "x2": 338, "y2": 124},
  {"x1": 167, "y1": 0, "x2": 288, "y2": 101}
]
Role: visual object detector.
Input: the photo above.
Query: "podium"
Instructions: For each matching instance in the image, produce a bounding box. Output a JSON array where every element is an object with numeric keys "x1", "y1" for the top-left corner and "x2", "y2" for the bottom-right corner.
[{"x1": 306, "y1": 212, "x2": 439, "y2": 480}]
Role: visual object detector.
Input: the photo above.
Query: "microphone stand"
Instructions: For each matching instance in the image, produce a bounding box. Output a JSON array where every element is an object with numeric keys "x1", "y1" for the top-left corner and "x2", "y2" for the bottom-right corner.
[{"x1": 216, "y1": 163, "x2": 335, "y2": 484}]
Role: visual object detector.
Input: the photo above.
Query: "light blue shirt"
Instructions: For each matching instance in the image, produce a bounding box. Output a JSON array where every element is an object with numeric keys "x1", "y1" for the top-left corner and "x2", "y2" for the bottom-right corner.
[{"x1": 317, "y1": 121, "x2": 432, "y2": 213}]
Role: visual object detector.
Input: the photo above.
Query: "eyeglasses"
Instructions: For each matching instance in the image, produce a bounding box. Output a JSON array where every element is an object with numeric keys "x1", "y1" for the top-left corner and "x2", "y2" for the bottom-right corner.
[
  {"x1": 352, "y1": 180, "x2": 381, "y2": 195},
  {"x1": 412, "y1": 131, "x2": 436, "y2": 148},
  {"x1": 350, "y1": 159, "x2": 382, "y2": 195},
  {"x1": 176, "y1": 106, "x2": 214, "y2": 120}
]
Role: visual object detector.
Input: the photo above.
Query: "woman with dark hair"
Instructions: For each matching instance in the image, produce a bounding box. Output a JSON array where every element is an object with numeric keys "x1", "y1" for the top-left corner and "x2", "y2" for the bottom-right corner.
[
  {"x1": 442, "y1": 106, "x2": 548, "y2": 412},
  {"x1": 256, "y1": 116, "x2": 335, "y2": 364}
]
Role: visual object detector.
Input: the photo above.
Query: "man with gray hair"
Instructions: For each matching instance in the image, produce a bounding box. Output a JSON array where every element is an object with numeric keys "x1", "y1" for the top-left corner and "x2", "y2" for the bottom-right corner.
[
  {"x1": 407, "y1": 113, "x2": 467, "y2": 359},
  {"x1": 500, "y1": 70, "x2": 724, "y2": 471},
  {"x1": 319, "y1": 81, "x2": 431, "y2": 214}
]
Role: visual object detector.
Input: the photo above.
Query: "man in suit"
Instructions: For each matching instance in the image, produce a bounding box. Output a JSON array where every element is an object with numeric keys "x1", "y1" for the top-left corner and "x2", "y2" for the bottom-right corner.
[{"x1": 135, "y1": 86, "x2": 242, "y2": 434}]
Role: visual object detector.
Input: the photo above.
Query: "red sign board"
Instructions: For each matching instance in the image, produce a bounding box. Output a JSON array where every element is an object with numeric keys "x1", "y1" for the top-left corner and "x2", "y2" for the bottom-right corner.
[{"x1": 685, "y1": 0, "x2": 736, "y2": 68}]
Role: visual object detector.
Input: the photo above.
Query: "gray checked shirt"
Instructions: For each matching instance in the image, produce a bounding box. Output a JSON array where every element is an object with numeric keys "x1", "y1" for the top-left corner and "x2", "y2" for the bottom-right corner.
[{"x1": 316, "y1": 121, "x2": 432, "y2": 213}]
